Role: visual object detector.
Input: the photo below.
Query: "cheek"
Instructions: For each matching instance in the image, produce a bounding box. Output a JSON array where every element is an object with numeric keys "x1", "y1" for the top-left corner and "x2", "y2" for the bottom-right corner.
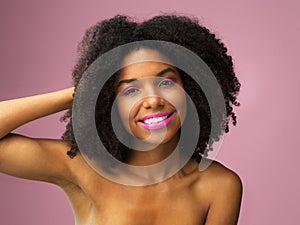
[
  {"x1": 116, "y1": 98, "x2": 138, "y2": 131},
  {"x1": 176, "y1": 96, "x2": 187, "y2": 124},
  {"x1": 162, "y1": 89, "x2": 187, "y2": 122},
  {"x1": 117, "y1": 100, "x2": 130, "y2": 126}
]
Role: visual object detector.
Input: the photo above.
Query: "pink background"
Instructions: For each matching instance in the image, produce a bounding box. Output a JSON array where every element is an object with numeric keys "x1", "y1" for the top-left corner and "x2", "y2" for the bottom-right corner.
[{"x1": 0, "y1": 0, "x2": 299, "y2": 224}]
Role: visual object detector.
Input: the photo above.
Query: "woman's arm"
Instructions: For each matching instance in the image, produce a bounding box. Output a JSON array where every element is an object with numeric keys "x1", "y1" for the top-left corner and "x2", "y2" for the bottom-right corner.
[
  {"x1": 202, "y1": 161, "x2": 243, "y2": 225},
  {"x1": 0, "y1": 88, "x2": 74, "y2": 139},
  {"x1": 0, "y1": 88, "x2": 74, "y2": 183}
]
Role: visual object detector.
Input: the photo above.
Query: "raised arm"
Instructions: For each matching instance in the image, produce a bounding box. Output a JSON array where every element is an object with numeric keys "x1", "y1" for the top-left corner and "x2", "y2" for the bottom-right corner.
[
  {"x1": 0, "y1": 88, "x2": 74, "y2": 183},
  {"x1": 0, "y1": 88, "x2": 74, "y2": 139}
]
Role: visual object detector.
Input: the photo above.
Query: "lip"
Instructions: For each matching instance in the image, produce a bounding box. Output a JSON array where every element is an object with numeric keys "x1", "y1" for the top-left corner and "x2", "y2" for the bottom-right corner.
[
  {"x1": 138, "y1": 112, "x2": 174, "y2": 130},
  {"x1": 140, "y1": 112, "x2": 172, "y2": 121}
]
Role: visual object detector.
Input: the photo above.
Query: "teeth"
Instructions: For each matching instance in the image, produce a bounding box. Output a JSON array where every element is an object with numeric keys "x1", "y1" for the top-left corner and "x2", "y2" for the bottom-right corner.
[{"x1": 143, "y1": 116, "x2": 168, "y2": 124}]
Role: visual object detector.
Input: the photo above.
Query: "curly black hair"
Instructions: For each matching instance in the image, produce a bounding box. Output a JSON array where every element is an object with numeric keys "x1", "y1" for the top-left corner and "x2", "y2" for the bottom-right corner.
[{"x1": 61, "y1": 14, "x2": 241, "y2": 163}]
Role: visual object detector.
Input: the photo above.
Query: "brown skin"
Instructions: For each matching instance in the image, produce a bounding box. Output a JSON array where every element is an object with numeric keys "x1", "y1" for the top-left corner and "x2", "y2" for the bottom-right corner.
[
  {"x1": 0, "y1": 50, "x2": 242, "y2": 224},
  {"x1": 0, "y1": 137, "x2": 242, "y2": 225},
  {"x1": 116, "y1": 49, "x2": 187, "y2": 166}
]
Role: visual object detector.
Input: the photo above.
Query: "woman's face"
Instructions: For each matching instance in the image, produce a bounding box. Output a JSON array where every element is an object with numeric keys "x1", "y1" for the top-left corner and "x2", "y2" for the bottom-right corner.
[{"x1": 115, "y1": 48, "x2": 187, "y2": 145}]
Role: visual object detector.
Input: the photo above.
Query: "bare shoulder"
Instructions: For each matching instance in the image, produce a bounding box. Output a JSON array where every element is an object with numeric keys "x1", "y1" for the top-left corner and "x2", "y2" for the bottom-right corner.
[
  {"x1": 189, "y1": 159, "x2": 243, "y2": 224},
  {"x1": 196, "y1": 159, "x2": 243, "y2": 197},
  {"x1": 186, "y1": 159, "x2": 242, "y2": 186},
  {"x1": 201, "y1": 160, "x2": 242, "y2": 187}
]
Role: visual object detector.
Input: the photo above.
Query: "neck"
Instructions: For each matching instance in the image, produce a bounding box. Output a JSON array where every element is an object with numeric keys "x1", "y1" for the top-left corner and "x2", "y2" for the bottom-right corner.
[{"x1": 126, "y1": 134, "x2": 180, "y2": 166}]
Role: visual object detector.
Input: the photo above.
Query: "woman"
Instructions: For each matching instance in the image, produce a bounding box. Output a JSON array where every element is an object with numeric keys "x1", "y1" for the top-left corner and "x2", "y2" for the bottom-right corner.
[{"x1": 0, "y1": 15, "x2": 242, "y2": 224}]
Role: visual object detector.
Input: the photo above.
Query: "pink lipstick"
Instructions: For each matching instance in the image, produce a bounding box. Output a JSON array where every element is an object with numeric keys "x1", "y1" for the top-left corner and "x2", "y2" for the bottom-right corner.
[{"x1": 138, "y1": 112, "x2": 174, "y2": 130}]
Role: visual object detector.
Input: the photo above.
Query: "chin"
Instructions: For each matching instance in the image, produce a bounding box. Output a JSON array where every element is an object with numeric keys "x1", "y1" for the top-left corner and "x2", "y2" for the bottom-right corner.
[{"x1": 133, "y1": 128, "x2": 180, "y2": 147}]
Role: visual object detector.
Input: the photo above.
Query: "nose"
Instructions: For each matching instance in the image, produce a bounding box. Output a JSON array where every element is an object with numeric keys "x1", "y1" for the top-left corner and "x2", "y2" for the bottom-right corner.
[
  {"x1": 142, "y1": 95, "x2": 165, "y2": 109},
  {"x1": 140, "y1": 81, "x2": 165, "y2": 109}
]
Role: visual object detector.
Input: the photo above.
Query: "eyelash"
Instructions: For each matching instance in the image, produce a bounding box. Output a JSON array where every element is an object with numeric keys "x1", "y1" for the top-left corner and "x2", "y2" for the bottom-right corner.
[
  {"x1": 121, "y1": 86, "x2": 140, "y2": 96},
  {"x1": 158, "y1": 78, "x2": 176, "y2": 87},
  {"x1": 120, "y1": 78, "x2": 177, "y2": 96}
]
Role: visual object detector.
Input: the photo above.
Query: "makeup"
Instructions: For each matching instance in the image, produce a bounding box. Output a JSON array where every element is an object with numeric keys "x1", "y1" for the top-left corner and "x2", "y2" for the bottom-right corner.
[{"x1": 138, "y1": 112, "x2": 174, "y2": 130}]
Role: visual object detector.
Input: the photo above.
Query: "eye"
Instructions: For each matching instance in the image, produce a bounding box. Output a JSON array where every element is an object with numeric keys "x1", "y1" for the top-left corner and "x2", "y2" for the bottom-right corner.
[
  {"x1": 120, "y1": 86, "x2": 140, "y2": 96},
  {"x1": 158, "y1": 78, "x2": 176, "y2": 87}
]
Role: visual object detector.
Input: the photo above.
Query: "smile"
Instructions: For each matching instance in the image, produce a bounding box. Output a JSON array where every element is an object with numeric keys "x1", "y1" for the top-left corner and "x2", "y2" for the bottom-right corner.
[{"x1": 138, "y1": 112, "x2": 174, "y2": 130}]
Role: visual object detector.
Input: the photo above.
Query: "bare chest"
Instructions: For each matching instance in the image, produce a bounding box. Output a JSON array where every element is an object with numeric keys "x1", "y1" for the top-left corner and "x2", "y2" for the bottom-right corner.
[
  {"x1": 67, "y1": 158, "x2": 209, "y2": 225},
  {"x1": 80, "y1": 180, "x2": 208, "y2": 225}
]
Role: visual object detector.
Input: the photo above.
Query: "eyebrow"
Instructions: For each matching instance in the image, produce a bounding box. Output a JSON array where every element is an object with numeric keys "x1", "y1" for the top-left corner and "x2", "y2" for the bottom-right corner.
[{"x1": 116, "y1": 67, "x2": 177, "y2": 88}]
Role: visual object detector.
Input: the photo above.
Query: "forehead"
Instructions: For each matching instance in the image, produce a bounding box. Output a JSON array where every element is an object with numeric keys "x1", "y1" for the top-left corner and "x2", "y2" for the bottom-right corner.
[
  {"x1": 119, "y1": 48, "x2": 179, "y2": 81},
  {"x1": 122, "y1": 48, "x2": 170, "y2": 65}
]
